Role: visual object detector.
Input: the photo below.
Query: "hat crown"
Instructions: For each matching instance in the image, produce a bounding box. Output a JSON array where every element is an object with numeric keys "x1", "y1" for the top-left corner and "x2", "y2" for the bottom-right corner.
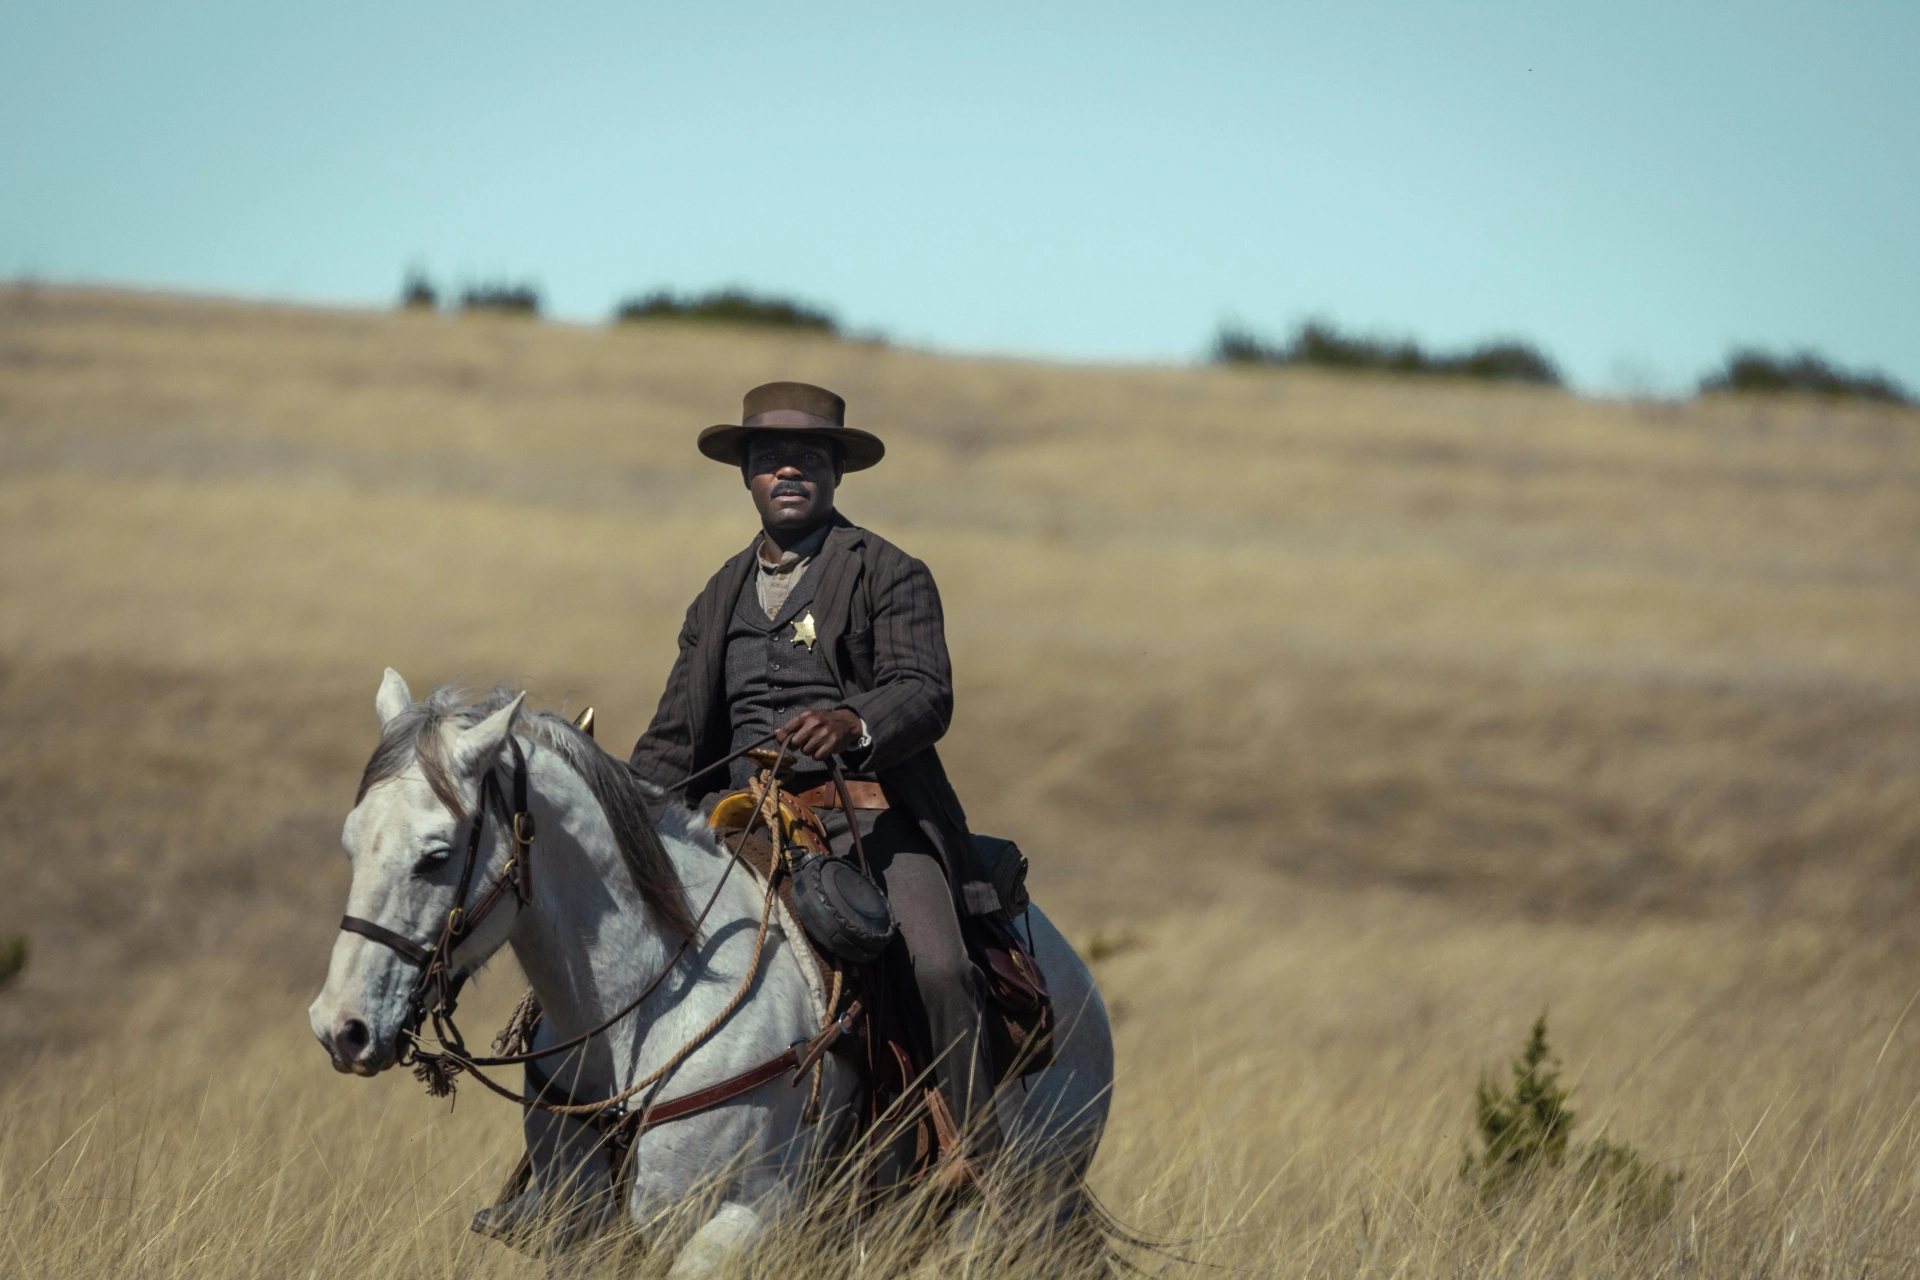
[
  {"x1": 697, "y1": 380, "x2": 884, "y2": 470},
  {"x1": 742, "y1": 381, "x2": 845, "y2": 427}
]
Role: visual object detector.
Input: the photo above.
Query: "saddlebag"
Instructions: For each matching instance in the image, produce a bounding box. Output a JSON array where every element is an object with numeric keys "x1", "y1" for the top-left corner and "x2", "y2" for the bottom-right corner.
[{"x1": 971, "y1": 832, "x2": 1030, "y2": 919}]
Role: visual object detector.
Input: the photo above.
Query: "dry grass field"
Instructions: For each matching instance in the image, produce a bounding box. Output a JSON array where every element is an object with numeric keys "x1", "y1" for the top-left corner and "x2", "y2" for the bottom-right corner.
[{"x1": 3, "y1": 283, "x2": 1919, "y2": 1275}]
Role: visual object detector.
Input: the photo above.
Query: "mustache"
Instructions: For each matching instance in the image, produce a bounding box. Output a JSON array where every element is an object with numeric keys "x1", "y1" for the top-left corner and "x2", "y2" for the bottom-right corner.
[{"x1": 769, "y1": 480, "x2": 812, "y2": 499}]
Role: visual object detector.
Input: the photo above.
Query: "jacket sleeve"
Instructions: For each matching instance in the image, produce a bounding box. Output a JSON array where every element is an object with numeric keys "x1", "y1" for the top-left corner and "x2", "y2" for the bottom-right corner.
[
  {"x1": 629, "y1": 597, "x2": 703, "y2": 792},
  {"x1": 839, "y1": 548, "x2": 954, "y2": 772}
]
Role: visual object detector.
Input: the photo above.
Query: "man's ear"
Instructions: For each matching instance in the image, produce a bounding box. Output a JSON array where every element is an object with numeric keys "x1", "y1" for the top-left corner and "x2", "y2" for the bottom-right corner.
[{"x1": 450, "y1": 694, "x2": 525, "y2": 777}]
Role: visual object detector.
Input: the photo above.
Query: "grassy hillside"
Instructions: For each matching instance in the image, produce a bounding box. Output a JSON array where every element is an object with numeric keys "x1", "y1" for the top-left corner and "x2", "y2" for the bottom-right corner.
[{"x1": 3, "y1": 285, "x2": 1919, "y2": 1274}]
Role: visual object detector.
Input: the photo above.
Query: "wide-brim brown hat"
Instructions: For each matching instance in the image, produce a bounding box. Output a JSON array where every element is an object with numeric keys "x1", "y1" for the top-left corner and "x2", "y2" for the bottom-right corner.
[{"x1": 697, "y1": 381, "x2": 885, "y2": 471}]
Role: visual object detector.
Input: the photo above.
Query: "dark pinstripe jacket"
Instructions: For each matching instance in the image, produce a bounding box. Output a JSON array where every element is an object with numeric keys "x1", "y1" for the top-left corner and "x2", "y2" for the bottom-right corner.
[{"x1": 630, "y1": 511, "x2": 999, "y2": 916}]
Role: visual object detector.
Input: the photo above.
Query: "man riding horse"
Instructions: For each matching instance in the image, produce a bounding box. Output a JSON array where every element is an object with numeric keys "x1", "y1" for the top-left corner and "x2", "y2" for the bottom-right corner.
[
  {"x1": 314, "y1": 379, "x2": 1109, "y2": 1262},
  {"x1": 628, "y1": 380, "x2": 1006, "y2": 1170}
]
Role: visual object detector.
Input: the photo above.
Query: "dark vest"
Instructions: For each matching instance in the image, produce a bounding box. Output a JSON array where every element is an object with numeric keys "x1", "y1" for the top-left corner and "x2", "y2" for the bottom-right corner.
[{"x1": 725, "y1": 563, "x2": 842, "y2": 789}]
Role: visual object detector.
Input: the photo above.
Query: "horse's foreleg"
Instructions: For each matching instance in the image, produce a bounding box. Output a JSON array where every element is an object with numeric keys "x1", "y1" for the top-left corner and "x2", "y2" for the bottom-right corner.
[
  {"x1": 666, "y1": 1201, "x2": 766, "y2": 1279},
  {"x1": 470, "y1": 1075, "x2": 618, "y2": 1253}
]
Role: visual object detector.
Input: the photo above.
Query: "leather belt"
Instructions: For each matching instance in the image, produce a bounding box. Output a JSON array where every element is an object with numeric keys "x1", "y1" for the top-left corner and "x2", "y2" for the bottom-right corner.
[{"x1": 795, "y1": 779, "x2": 889, "y2": 810}]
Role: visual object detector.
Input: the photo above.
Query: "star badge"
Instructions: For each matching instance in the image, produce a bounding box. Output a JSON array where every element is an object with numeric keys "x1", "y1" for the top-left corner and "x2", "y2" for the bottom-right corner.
[{"x1": 789, "y1": 611, "x2": 818, "y2": 652}]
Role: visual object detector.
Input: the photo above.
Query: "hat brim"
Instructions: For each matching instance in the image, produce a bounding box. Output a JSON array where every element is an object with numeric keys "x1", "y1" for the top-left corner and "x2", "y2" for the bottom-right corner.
[{"x1": 697, "y1": 423, "x2": 886, "y2": 471}]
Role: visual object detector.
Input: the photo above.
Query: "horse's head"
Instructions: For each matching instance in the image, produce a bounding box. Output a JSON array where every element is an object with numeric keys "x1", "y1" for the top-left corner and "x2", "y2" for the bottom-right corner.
[{"x1": 308, "y1": 669, "x2": 526, "y2": 1075}]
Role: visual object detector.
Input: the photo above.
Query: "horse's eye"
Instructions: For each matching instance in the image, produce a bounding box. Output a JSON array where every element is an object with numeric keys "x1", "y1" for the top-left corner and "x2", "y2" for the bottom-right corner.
[{"x1": 412, "y1": 847, "x2": 451, "y2": 875}]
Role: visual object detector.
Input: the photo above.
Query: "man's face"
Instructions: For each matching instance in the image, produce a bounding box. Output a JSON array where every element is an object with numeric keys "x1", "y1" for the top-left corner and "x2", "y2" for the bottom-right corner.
[{"x1": 745, "y1": 433, "x2": 842, "y2": 534}]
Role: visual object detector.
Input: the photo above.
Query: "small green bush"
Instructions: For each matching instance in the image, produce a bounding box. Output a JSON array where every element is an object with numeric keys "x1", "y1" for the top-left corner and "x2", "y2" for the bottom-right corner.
[
  {"x1": 614, "y1": 288, "x2": 837, "y2": 334},
  {"x1": 1213, "y1": 324, "x2": 1289, "y2": 366},
  {"x1": 1450, "y1": 342, "x2": 1562, "y2": 385},
  {"x1": 0, "y1": 934, "x2": 27, "y2": 990},
  {"x1": 459, "y1": 281, "x2": 541, "y2": 317},
  {"x1": 1214, "y1": 319, "x2": 1561, "y2": 386},
  {"x1": 1289, "y1": 321, "x2": 1430, "y2": 375},
  {"x1": 1465, "y1": 1013, "x2": 1573, "y2": 1191},
  {"x1": 399, "y1": 269, "x2": 438, "y2": 311},
  {"x1": 1463, "y1": 1012, "x2": 1680, "y2": 1224},
  {"x1": 1699, "y1": 348, "x2": 1909, "y2": 404}
]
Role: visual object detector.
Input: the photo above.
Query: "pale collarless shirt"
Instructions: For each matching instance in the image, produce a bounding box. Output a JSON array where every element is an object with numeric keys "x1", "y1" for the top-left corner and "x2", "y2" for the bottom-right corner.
[{"x1": 754, "y1": 521, "x2": 831, "y2": 620}]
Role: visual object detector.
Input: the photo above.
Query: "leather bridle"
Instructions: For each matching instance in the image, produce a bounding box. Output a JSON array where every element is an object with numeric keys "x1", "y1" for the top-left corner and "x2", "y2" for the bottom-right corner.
[
  {"x1": 333, "y1": 731, "x2": 861, "y2": 1150},
  {"x1": 339, "y1": 734, "x2": 538, "y2": 1068}
]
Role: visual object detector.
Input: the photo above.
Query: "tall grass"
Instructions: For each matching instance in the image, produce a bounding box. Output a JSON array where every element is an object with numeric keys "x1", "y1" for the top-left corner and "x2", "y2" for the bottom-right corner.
[
  {"x1": 3, "y1": 285, "x2": 1920, "y2": 1275},
  {"x1": 6, "y1": 911, "x2": 1920, "y2": 1276}
]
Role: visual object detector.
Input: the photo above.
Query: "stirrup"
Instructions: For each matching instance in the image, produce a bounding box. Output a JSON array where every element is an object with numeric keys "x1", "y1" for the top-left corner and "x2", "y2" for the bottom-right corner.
[
  {"x1": 471, "y1": 1179, "x2": 618, "y2": 1257},
  {"x1": 469, "y1": 1186, "x2": 548, "y2": 1250}
]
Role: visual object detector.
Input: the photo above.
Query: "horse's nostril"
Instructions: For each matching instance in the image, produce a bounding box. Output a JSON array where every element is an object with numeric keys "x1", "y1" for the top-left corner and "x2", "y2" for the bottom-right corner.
[{"x1": 338, "y1": 1017, "x2": 372, "y2": 1060}]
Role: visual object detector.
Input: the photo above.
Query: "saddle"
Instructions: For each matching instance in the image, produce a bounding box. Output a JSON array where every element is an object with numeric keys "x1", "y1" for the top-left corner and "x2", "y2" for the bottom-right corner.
[
  {"x1": 714, "y1": 789, "x2": 1054, "y2": 1085},
  {"x1": 709, "y1": 764, "x2": 1054, "y2": 1183}
]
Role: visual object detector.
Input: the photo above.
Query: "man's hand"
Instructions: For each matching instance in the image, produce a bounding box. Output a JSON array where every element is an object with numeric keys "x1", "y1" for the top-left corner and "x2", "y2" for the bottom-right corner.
[{"x1": 776, "y1": 708, "x2": 864, "y2": 762}]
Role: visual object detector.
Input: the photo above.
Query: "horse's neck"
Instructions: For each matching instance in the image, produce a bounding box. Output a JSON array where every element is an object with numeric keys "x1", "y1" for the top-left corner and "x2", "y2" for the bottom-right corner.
[
  {"x1": 504, "y1": 754, "x2": 666, "y2": 1057},
  {"x1": 504, "y1": 754, "x2": 752, "y2": 1073}
]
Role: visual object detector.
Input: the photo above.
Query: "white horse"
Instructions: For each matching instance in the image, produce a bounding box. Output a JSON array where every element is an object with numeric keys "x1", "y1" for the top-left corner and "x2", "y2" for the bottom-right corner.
[{"x1": 308, "y1": 672, "x2": 1114, "y2": 1275}]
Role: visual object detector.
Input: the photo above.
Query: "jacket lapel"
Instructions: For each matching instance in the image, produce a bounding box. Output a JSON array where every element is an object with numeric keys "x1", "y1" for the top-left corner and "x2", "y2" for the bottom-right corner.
[{"x1": 805, "y1": 514, "x2": 866, "y2": 689}]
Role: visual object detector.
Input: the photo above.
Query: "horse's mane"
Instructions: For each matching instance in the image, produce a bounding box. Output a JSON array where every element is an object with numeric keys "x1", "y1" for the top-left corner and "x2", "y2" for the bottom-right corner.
[{"x1": 356, "y1": 685, "x2": 697, "y2": 941}]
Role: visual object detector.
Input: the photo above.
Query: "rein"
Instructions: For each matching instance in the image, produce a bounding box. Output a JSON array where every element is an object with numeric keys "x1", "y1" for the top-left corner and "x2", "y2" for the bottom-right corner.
[{"x1": 335, "y1": 733, "x2": 837, "y2": 1140}]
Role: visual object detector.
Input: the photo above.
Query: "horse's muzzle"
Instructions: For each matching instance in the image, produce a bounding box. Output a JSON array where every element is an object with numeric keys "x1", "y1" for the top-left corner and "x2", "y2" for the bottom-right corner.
[{"x1": 318, "y1": 1013, "x2": 392, "y2": 1076}]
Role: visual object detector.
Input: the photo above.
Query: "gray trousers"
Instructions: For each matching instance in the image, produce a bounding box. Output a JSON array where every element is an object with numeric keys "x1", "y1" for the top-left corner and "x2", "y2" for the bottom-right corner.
[{"x1": 816, "y1": 804, "x2": 1003, "y2": 1159}]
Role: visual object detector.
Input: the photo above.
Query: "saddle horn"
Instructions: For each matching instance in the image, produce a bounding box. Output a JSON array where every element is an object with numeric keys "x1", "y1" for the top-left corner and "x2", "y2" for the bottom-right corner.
[{"x1": 573, "y1": 706, "x2": 596, "y2": 738}]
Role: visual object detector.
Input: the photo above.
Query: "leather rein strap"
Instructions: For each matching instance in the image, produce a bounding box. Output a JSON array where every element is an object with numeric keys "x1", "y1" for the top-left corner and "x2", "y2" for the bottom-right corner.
[
  {"x1": 528, "y1": 1043, "x2": 803, "y2": 1132},
  {"x1": 640, "y1": 1048, "x2": 801, "y2": 1127},
  {"x1": 338, "y1": 914, "x2": 431, "y2": 965},
  {"x1": 524, "y1": 997, "x2": 864, "y2": 1138}
]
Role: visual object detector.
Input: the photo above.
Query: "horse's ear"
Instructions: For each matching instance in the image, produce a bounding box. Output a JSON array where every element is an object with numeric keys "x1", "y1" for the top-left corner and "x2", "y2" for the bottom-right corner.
[
  {"x1": 375, "y1": 668, "x2": 413, "y2": 729},
  {"x1": 451, "y1": 694, "x2": 525, "y2": 777}
]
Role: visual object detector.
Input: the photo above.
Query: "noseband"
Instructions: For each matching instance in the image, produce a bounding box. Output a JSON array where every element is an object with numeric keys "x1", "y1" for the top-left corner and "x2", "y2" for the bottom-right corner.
[{"x1": 338, "y1": 736, "x2": 537, "y2": 1064}]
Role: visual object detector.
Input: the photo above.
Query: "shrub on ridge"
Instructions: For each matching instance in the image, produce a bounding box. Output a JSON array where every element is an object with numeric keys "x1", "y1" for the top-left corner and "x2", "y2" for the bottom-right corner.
[
  {"x1": 614, "y1": 288, "x2": 837, "y2": 335},
  {"x1": 1699, "y1": 347, "x2": 1909, "y2": 404},
  {"x1": 459, "y1": 281, "x2": 541, "y2": 318},
  {"x1": 1214, "y1": 319, "x2": 1561, "y2": 386}
]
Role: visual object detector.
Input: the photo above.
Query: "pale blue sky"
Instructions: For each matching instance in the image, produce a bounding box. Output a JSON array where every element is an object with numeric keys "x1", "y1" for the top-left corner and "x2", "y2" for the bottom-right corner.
[{"x1": 3, "y1": 1, "x2": 1914, "y2": 393}]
